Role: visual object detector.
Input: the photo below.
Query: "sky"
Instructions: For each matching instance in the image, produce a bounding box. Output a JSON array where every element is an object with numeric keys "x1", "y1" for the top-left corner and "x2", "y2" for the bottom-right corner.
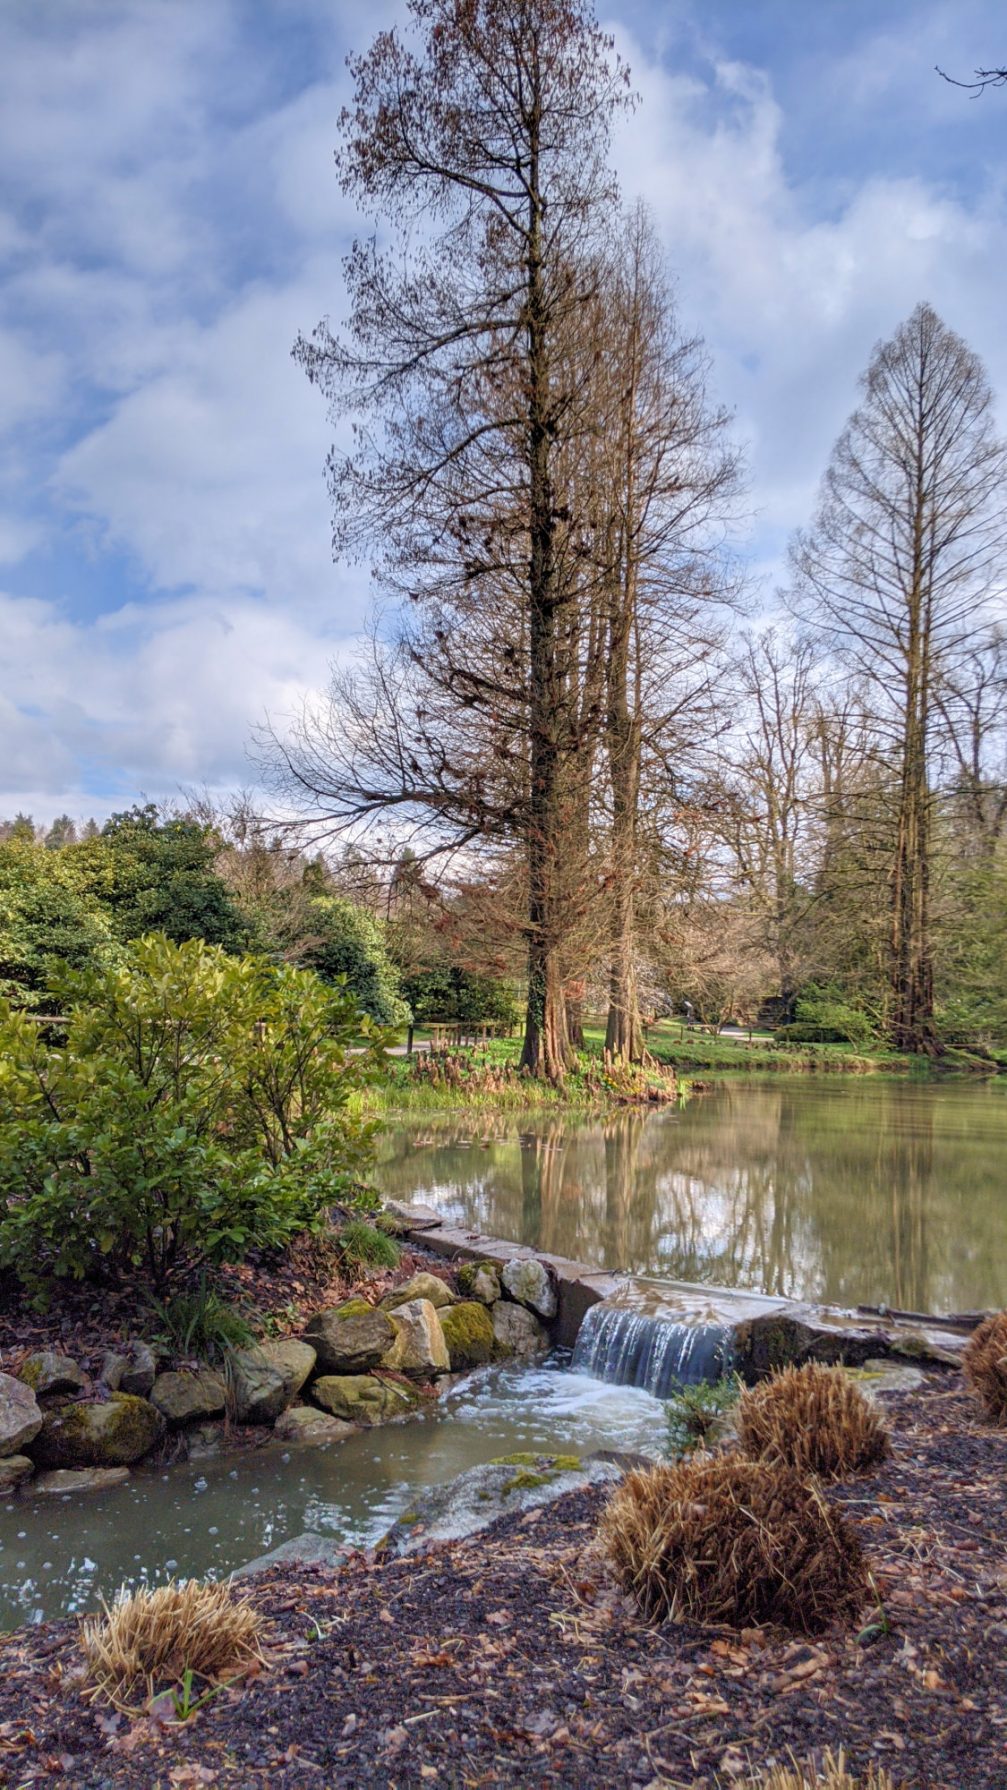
[{"x1": 2, "y1": 0, "x2": 1006, "y2": 823}]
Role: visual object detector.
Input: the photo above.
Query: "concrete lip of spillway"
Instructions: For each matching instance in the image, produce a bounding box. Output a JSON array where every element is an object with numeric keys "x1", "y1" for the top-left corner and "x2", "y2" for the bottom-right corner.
[{"x1": 401, "y1": 1210, "x2": 971, "y2": 1372}]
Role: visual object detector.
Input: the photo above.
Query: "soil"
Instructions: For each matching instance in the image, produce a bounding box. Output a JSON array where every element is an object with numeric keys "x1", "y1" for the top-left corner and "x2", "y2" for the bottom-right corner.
[
  {"x1": 1, "y1": 1374, "x2": 1004, "y2": 1788},
  {"x1": 0, "y1": 1232, "x2": 447, "y2": 1380}
]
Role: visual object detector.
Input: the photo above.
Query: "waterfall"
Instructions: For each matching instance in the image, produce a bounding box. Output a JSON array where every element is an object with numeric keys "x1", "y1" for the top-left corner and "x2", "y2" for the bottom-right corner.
[{"x1": 571, "y1": 1300, "x2": 733, "y2": 1397}]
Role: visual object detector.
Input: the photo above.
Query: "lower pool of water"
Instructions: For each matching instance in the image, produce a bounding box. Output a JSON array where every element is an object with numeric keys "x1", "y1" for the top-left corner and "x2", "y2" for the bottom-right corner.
[{"x1": 0, "y1": 1358, "x2": 666, "y2": 1629}]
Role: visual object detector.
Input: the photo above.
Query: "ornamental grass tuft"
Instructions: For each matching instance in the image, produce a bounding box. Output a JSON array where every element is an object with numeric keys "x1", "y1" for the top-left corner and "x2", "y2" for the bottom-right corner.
[
  {"x1": 600, "y1": 1455, "x2": 868, "y2": 1633},
  {"x1": 737, "y1": 1362, "x2": 890, "y2": 1480},
  {"x1": 963, "y1": 1309, "x2": 1007, "y2": 1424},
  {"x1": 80, "y1": 1577, "x2": 265, "y2": 1711},
  {"x1": 737, "y1": 1751, "x2": 902, "y2": 1789}
]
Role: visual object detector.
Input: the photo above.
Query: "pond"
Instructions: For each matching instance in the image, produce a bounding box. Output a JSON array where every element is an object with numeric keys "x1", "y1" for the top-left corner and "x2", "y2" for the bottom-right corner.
[
  {"x1": 0, "y1": 1360, "x2": 666, "y2": 1630},
  {"x1": 375, "y1": 1077, "x2": 1007, "y2": 1315}
]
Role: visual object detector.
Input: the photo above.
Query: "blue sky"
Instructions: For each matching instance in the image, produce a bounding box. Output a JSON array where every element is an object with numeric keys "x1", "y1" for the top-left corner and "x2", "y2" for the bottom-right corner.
[{"x1": 2, "y1": 0, "x2": 1006, "y2": 819}]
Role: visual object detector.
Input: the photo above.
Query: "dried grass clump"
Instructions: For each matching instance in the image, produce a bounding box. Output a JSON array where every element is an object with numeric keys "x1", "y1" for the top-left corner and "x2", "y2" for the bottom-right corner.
[
  {"x1": 739, "y1": 1752, "x2": 901, "y2": 1790},
  {"x1": 80, "y1": 1577, "x2": 264, "y2": 1710},
  {"x1": 600, "y1": 1455, "x2": 868, "y2": 1633},
  {"x1": 737, "y1": 1363, "x2": 890, "y2": 1480},
  {"x1": 963, "y1": 1310, "x2": 1007, "y2": 1424}
]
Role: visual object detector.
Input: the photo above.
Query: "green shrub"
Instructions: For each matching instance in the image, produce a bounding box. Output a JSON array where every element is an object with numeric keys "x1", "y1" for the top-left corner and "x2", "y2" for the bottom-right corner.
[
  {"x1": 665, "y1": 1375, "x2": 740, "y2": 1457},
  {"x1": 337, "y1": 1219, "x2": 401, "y2": 1271},
  {"x1": 0, "y1": 935, "x2": 383, "y2": 1298},
  {"x1": 776, "y1": 986, "x2": 878, "y2": 1047}
]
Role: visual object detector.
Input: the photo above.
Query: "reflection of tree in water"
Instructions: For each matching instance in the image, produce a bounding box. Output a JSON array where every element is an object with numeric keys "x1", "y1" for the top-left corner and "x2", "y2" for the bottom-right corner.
[{"x1": 374, "y1": 1083, "x2": 1007, "y2": 1310}]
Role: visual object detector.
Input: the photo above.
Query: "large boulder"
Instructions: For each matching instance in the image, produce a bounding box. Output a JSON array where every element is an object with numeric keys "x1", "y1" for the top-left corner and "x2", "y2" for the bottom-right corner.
[
  {"x1": 379, "y1": 1453, "x2": 620, "y2": 1558},
  {"x1": 501, "y1": 1259, "x2": 557, "y2": 1320},
  {"x1": 19, "y1": 1350, "x2": 89, "y2": 1399},
  {"x1": 311, "y1": 1373, "x2": 419, "y2": 1425},
  {"x1": 303, "y1": 1301, "x2": 396, "y2": 1374},
  {"x1": 29, "y1": 1394, "x2": 164, "y2": 1468},
  {"x1": 492, "y1": 1300, "x2": 549, "y2": 1358},
  {"x1": 273, "y1": 1406, "x2": 356, "y2": 1447},
  {"x1": 229, "y1": 1340, "x2": 317, "y2": 1425},
  {"x1": 380, "y1": 1272, "x2": 454, "y2": 1312},
  {"x1": 150, "y1": 1368, "x2": 227, "y2": 1427},
  {"x1": 383, "y1": 1298, "x2": 450, "y2": 1377},
  {"x1": 440, "y1": 1301, "x2": 496, "y2": 1371},
  {"x1": 0, "y1": 1454, "x2": 34, "y2": 1493},
  {"x1": 0, "y1": 1373, "x2": 42, "y2": 1458},
  {"x1": 457, "y1": 1260, "x2": 501, "y2": 1306}
]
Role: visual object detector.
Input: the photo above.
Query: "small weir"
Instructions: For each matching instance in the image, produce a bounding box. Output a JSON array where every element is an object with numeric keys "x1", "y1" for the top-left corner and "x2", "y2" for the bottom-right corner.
[{"x1": 571, "y1": 1299, "x2": 733, "y2": 1397}]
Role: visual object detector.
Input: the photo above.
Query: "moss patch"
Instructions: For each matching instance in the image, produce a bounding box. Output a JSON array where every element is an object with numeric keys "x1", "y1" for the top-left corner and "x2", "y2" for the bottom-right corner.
[{"x1": 440, "y1": 1300, "x2": 495, "y2": 1370}]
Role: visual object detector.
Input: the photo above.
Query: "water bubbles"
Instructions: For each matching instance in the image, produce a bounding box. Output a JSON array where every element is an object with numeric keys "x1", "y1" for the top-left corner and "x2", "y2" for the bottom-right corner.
[
  {"x1": 193, "y1": 1477, "x2": 208, "y2": 1493},
  {"x1": 208, "y1": 1526, "x2": 218, "y2": 1536},
  {"x1": 16, "y1": 1532, "x2": 25, "y2": 1540},
  {"x1": 164, "y1": 1559, "x2": 178, "y2": 1572}
]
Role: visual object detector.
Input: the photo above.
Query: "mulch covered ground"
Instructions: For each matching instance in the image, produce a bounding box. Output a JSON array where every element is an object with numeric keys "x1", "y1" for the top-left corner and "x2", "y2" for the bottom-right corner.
[{"x1": 2, "y1": 1374, "x2": 1005, "y2": 1789}]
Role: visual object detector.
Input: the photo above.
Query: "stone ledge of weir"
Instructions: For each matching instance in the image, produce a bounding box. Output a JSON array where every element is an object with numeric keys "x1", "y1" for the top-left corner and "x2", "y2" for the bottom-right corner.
[{"x1": 390, "y1": 1203, "x2": 975, "y2": 1376}]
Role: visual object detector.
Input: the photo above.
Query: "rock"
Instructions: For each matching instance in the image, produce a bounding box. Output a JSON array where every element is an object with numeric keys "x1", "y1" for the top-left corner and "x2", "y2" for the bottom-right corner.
[
  {"x1": 380, "y1": 1272, "x2": 454, "y2": 1311},
  {"x1": 29, "y1": 1394, "x2": 164, "y2": 1468},
  {"x1": 440, "y1": 1301, "x2": 496, "y2": 1371},
  {"x1": 186, "y1": 1421, "x2": 227, "y2": 1461},
  {"x1": 273, "y1": 1406, "x2": 356, "y2": 1446},
  {"x1": 234, "y1": 1531, "x2": 347, "y2": 1577},
  {"x1": 311, "y1": 1373, "x2": 419, "y2": 1425},
  {"x1": 32, "y1": 1467, "x2": 130, "y2": 1498},
  {"x1": 230, "y1": 1340, "x2": 317, "y2": 1425},
  {"x1": 0, "y1": 1454, "x2": 34, "y2": 1492},
  {"x1": 98, "y1": 1351, "x2": 128, "y2": 1392},
  {"x1": 380, "y1": 1200, "x2": 443, "y2": 1234},
  {"x1": 0, "y1": 1373, "x2": 42, "y2": 1458},
  {"x1": 382, "y1": 1299, "x2": 450, "y2": 1376},
  {"x1": 150, "y1": 1369, "x2": 227, "y2": 1426},
  {"x1": 501, "y1": 1259, "x2": 558, "y2": 1320},
  {"x1": 848, "y1": 1359, "x2": 927, "y2": 1398},
  {"x1": 379, "y1": 1453, "x2": 621, "y2": 1558},
  {"x1": 491, "y1": 1300, "x2": 549, "y2": 1358},
  {"x1": 18, "y1": 1351, "x2": 88, "y2": 1399},
  {"x1": 119, "y1": 1340, "x2": 157, "y2": 1398},
  {"x1": 457, "y1": 1260, "x2": 501, "y2": 1305},
  {"x1": 887, "y1": 1329, "x2": 965, "y2": 1368},
  {"x1": 303, "y1": 1302, "x2": 396, "y2": 1374},
  {"x1": 732, "y1": 1311, "x2": 883, "y2": 1380}
]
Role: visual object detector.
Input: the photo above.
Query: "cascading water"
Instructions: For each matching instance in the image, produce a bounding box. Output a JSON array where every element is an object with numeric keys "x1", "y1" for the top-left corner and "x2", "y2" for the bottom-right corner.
[{"x1": 571, "y1": 1299, "x2": 733, "y2": 1397}]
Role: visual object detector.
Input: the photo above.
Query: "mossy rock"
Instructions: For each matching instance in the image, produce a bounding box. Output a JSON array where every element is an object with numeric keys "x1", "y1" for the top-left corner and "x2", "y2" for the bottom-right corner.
[
  {"x1": 311, "y1": 1373, "x2": 419, "y2": 1425},
  {"x1": 19, "y1": 1351, "x2": 88, "y2": 1398},
  {"x1": 28, "y1": 1394, "x2": 164, "y2": 1468},
  {"x1": 440, "y1": 1301, "x2": 496, "y2": 1371},
  {"x1": 457, "y1": 1261, "x2": 502, "y2": 1305}
]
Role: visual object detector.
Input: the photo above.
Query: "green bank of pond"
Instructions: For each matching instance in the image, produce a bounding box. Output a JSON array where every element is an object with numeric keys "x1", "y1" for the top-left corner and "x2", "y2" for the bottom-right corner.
[{"x1": 374, "y1": 1076, "x2": 1007, "y2": 1315}]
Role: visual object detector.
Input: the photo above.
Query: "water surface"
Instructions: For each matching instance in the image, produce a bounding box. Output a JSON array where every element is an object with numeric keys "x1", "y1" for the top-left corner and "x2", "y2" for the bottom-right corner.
[
  {"x1": 376, "y1": 1078, "x2": 1007, "y2": 1314},
  {"x1": 0, "y1": 1361, "x2": 665, "y2": 1629}
]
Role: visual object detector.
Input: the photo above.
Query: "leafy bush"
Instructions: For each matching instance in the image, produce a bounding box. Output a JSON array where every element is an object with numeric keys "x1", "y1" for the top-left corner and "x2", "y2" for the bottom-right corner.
[
  {"x1": 0, "y1": 935, "x2": 382, "y2": 1298},
  {"x1": 664, "y1": 1375, "x2": 740, "y2": 1456},
  {"x1": 963, "y1": 1310, "x2": 1007, "y2": 1424},
  {"x1": 302, "y1": 895, "x2": 410, "y2": 1026},
  {"x1": 0, "y1": 840, "x2": 114, "y2": 1008},
  {"x1": 600, "y1": 1456, "x2": 868, "y2": 1632},
  {"x1": 776, "y1": 985, "x2": 878, "y2": 1047},
  {"x1": 402, "y1": 965, "x2": 518, "y2": 1028},
  {"x1": 337, "y1": 1218, "x2": 401, "y2": 1271},
  {"x1": 737, "y1": 1363, "x2": 890, "y2": 1480}
]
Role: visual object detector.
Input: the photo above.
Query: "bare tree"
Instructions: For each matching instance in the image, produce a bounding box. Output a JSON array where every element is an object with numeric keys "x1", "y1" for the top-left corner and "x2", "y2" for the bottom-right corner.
[
  {"x1": 791, "y1": 302, "x2": 1007, "y2": 1052},
  {"x1": 271, "y1": 0, "x2": 631, "y2": 1083},
  {"x1": 591, "y1": 208, "x2": 741, "y2": 1060}
]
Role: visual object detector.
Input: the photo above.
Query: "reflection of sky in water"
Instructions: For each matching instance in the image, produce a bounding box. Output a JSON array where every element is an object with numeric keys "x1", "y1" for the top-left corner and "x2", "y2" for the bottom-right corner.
[
  {"x1": 0, "y1": 1361, "x2": 665, "y2": 1630},
  {"x1": 377, "y1": 1080, "x2": 1007, "y2": 1314}
]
